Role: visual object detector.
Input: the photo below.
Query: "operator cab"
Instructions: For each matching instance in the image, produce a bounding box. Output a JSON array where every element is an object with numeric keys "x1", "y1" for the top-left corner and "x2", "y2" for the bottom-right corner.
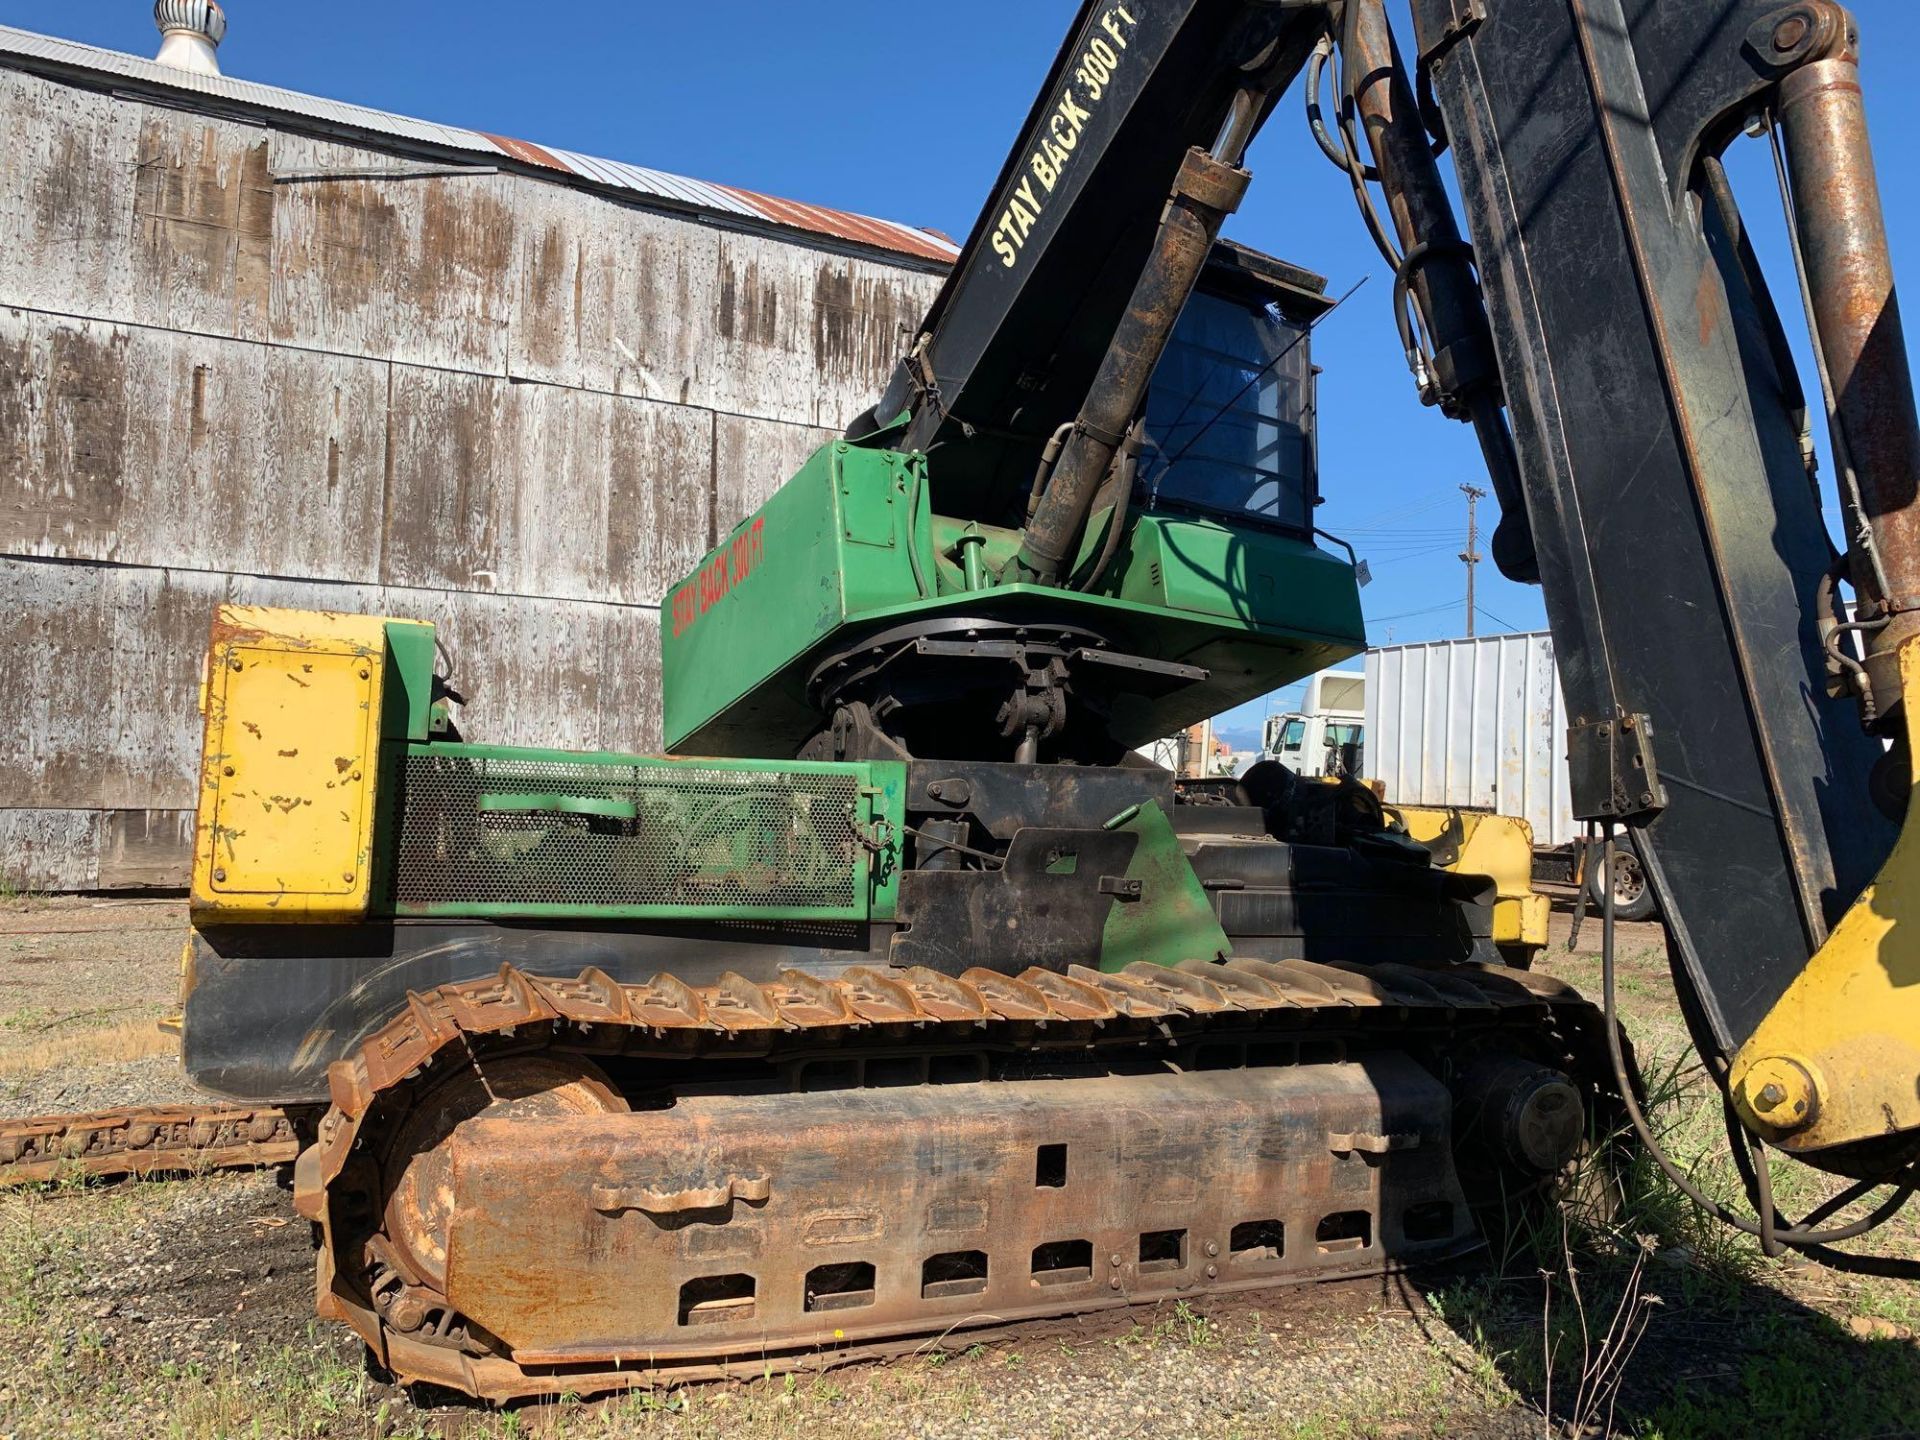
[
  {"x1": 665, "y1": 239, "x2": 1364, "y2": 764},
  {"x1": 1137, "y1": 241, "x2": 1332, "y2": 539}
]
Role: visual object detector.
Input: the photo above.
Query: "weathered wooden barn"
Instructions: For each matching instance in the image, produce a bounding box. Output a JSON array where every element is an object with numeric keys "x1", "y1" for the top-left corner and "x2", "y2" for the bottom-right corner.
[{"x1": 0, "y1": 24, "x2": 953, "y2": 890}]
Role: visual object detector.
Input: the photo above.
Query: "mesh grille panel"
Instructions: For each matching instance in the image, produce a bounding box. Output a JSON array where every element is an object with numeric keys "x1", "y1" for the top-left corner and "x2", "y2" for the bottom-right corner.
[{"x1": 391, "y1": 752, "x2": 869, "y2": 914}]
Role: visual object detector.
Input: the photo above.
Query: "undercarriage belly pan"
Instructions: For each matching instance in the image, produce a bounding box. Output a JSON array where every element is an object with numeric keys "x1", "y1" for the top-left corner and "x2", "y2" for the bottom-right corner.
[{"x1": 441, "y1": 1055, "x2": 1472, "y2": 1363}]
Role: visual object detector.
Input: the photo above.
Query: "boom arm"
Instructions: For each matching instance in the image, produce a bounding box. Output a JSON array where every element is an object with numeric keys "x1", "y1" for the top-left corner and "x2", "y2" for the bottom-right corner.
[
  {"x1": 867, "y1": 2, "x2": 1537, "y2": 592},
  {"x1": 865, "y1": 2, "x2": 1317, "y2": 526},
  {"x1": 1411, "y1": 0, "x2": 1920, "y2": 1181}
]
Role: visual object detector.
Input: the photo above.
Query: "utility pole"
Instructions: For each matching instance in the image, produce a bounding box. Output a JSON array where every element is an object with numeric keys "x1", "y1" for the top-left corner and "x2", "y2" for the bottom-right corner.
[{"x1": 1460, "y1": 483, "x2": 1485, "y2": 637}]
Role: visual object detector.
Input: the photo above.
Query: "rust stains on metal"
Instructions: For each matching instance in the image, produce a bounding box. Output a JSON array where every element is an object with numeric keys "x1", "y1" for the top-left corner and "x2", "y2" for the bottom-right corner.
[
  {"x1": 7, "y1": 320, "x2": 133, "y2": 554},
  {"x1": 811, "y1": 264, "x2": 920, "y2": 380},
  {"x1": 132, "y1": 119, "x2": 274, "y2": 332},
  {"x1": 717, "y1": 254, "x2": 781, "y2": 347},
  {"x1": 477, "y1": 132, "x2": 567, "y2": 173},
  {"x1": 715, "y1": 183, "x2": 960, "y2": 265},
  {"x1": 298, "y1": 956, "x2": 1607, "y2": 1401},
  {"x1": 447, "y1": 1060, "x2": 1459, "y2": 1364},
  {"x1": 1, "y1": 24, "x2": 958, "y2": 268},
  {"x1": 1777, "y1": 12, "x2": 1920, "y2": 684}
]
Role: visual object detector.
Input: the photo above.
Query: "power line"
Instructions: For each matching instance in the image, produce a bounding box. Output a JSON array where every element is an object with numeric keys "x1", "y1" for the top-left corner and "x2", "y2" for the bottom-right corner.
[
  {"x1": 1338, "y1": 478, "x2": 1501, "y2": 532},
  {"x1": 1366, "y1": 600, "x2": 1463, "y2": 623},
  {"x1": 1340, "y1": 518, "x2": 1457, "y2": 535},
  {"x1": 1338, "y1": 491, "x2": 1454, "y2": 529},
  {"x1": 1362, "y1": 542, "x2": 1459, "y2": 565}
]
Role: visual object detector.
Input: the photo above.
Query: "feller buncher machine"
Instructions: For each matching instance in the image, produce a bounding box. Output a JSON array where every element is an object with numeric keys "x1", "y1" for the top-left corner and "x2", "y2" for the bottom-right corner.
[{"x1": 6, "y1": 0, "x2": 1920, "y2": 1403}]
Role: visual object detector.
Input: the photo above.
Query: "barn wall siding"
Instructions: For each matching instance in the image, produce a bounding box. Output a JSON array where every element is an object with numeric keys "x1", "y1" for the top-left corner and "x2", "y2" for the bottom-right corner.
[
  {"x1": 0, "y1": 810, "x2": 106, "y2": 893},
  {"x1": 0, "y1": 72, "x2": 933, "y2": 424},
  {"x1": 2, "y1": 557, "x2": 668, "y2": 888},
  {"x1": 0, "y1": 67, "x2": 943, "y2": 889}
]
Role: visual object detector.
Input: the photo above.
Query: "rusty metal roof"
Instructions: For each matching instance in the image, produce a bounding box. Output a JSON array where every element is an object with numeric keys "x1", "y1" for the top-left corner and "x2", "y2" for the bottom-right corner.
[{"x1": 0, "y1": 23, "x2": 959, "y2": 267}]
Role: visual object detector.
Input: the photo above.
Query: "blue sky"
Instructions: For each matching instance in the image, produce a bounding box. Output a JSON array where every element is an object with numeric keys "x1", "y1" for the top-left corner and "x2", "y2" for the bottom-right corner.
[{"x1": 11, "y1": 2, "x2": 1919, "y2": 748}]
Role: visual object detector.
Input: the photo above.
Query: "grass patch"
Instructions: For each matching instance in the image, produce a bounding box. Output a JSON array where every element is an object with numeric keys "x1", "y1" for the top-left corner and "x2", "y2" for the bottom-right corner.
[
  {"x1": 1424, "y1": 940, "x2": 1920, "y2": 1438},
  {"x1": 0, "y1": 1013, "x2": 177, "y2": 1076},
  {"x1": 1637, "y1": 1317, "x2": 1920, "y2": 1440}
]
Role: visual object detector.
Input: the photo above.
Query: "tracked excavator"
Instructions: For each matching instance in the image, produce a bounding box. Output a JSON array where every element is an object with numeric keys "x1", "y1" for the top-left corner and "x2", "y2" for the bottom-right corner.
[{"x1": 12, "y1": 0, "x2": 1918, "y2": 1403}]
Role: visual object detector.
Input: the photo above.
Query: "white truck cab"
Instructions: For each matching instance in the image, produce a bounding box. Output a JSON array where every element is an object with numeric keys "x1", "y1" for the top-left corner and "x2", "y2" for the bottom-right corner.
[{"x1": 1262, "y1": 669, "x2": 1366, "y2": 777}]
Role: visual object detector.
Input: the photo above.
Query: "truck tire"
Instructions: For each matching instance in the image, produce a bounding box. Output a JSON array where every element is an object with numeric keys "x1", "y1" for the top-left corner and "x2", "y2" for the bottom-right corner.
[{"x1": 1587, "y1": 841, "x2": 1656, "y2": 923}]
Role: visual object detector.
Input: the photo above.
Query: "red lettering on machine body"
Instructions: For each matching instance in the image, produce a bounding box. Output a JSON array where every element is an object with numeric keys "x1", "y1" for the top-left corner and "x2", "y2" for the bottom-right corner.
[{"x1": 671, "y1": 516, "x2": 767, "y2": 639}]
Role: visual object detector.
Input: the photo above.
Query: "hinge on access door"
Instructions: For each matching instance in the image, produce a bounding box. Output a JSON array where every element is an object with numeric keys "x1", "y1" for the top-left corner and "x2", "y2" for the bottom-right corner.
[{"x1": 1566, "y1": 711, "x2": 1668, "y2": 821}]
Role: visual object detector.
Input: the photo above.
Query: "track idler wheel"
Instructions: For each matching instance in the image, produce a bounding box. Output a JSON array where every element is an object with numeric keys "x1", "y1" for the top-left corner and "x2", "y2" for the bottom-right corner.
[
  {"x1": 373, "y1": 1055, "x2": 627, "y2": 1349},
  {"x1": 1454, "y1": 1053, "x2": 1586, "y2": 1176}
]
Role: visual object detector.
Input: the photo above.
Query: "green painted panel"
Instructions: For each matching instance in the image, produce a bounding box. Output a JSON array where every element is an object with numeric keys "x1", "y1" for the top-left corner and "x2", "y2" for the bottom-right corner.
[
  {"x1": 379, "y1": 742, "x2": 904, "y2": 923},
  {"x1": 660, "y1": 444, "x2": 1362, "y2": 759},
  {"x1": 1098, "y1": 800, "x2": 1232, "y2": 970},
  {"x1": 662, "y1": 444, "x2": 930, "y2": 755},
  {"x1": 381, "y1": 620, "x2": 437, "y2": 741},
  {"x1": 1115, "y1": 514, "x2": 1364, "y2": 637},
  {"x1": 839, "y1": 459, "x2": 897, "y2": 548}
]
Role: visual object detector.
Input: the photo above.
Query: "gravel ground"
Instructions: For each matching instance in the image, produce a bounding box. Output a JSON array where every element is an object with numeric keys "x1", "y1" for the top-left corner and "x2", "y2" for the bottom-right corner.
[
  {"x1": 0, "y1": 896, "x2": 199, "y2": 1120},
  {"x1": 0, "y1": 896, "x2": 183, "y2": 1009},
  {"x1": 2, "y1": 1166, "x2": 1523, "y2": 1440},
  {"x1": 3, "y1": 898, "x2": 1920, "y2": 1439},
  {"x1": 0, "y1": 1054, "x2": 198, "y2": 1116}
]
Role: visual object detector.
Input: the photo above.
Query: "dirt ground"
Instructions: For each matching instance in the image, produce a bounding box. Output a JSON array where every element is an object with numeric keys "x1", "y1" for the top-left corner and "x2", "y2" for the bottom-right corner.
[{"x1": 3, "y1": 897, "x2": 1920, "y2": 1439}]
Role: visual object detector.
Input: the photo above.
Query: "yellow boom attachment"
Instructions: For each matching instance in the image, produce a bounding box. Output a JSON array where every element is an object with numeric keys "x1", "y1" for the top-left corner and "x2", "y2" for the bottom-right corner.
[{"x1": 1729, "y1": 636, "x2": 1920, "y2": 1156}]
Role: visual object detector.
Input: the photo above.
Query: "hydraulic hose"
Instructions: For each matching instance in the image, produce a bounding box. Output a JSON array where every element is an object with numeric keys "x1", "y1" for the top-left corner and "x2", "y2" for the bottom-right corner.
[{"x1": 1075, "y1": 428, "x2": 1140, "y2": 594}]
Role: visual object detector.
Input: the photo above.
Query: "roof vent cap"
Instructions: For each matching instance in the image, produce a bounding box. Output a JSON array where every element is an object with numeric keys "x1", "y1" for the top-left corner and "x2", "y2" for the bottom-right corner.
[{"x1": 154, "y1": 0, "x2": 226, "y2": 76}]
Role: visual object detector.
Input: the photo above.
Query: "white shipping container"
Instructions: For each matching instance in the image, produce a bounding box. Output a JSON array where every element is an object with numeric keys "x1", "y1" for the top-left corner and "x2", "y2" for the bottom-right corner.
[{"x1": 1363, "y1": 631, "x2": 1579, "y2": 850}]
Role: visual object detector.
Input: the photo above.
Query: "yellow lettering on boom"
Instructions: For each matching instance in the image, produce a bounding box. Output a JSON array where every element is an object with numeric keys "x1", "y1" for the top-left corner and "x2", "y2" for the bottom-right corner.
[{"x1": 989, "y1": 6, "x2": 1139, "y2": 267}]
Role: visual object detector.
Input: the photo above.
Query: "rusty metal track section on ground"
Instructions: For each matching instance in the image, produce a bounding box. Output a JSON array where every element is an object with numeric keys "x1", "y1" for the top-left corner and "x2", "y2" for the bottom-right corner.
[
  {"x1": 0, "y1": 1103, "x2": 307, "y2": 1186},
  {"x1": 300, "y1": 955, "x2": 1611, "y2": 1401}
]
